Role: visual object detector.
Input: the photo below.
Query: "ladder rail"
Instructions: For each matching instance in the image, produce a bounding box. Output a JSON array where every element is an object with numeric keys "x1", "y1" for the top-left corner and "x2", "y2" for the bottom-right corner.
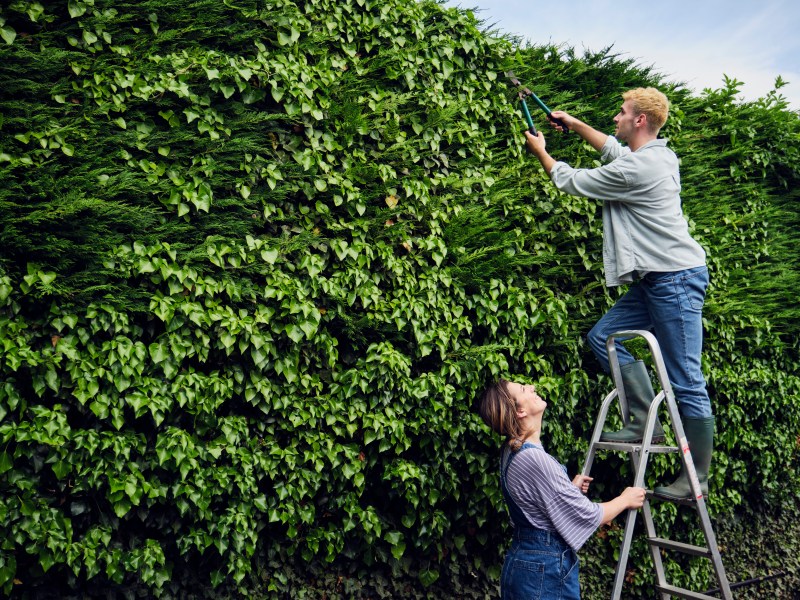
[
  {"x1": 581, "y1": 387, "x2": 619, "y2": 477},
  {"x1": 692, "y1": 495, "x2": 734, "y2": 598},
  {"x1": 612, "y1": 425, "x2": 668, "y2": 600},
  {"x1": 610, "y1": 505, "x2": 640, "y2": 600}
]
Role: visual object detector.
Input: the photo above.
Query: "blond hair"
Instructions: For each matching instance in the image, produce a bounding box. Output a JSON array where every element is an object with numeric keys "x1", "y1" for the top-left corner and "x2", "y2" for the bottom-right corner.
[
  {"x1": 478, "y1": 379, "x2": 525, "y2": 451},
  {"x1": 622, "y1": 87, "x2": 669, "y2": 132}
]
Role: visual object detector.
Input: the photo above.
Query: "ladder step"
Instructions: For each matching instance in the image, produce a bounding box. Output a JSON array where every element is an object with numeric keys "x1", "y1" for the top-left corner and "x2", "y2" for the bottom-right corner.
[
  {"x1": 655, "y1": 583, "x2": 721, "y2": 600},
  {"x1": 592, "y1": 441, "x2": 678, "y2": 453},
  {"x1": 647, "y1": 537, "x2": 711, "y2": 557}
]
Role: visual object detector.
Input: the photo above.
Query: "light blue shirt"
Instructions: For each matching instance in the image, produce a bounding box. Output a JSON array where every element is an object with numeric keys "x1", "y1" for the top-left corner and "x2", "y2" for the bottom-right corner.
[{"x1": 550, "y1": 136, "x2": 706, "y2": 286}]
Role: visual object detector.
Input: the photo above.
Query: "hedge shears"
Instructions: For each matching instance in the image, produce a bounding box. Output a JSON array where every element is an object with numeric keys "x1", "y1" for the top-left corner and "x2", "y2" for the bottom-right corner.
[{"x1": 505, "y1": 71, "x2": 568, "y2": 134}]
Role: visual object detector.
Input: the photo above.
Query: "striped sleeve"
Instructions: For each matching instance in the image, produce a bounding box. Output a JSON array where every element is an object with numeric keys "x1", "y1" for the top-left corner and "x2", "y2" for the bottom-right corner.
[{"x1": 506, "y1": 448, "x2": 603, "y2": 551}]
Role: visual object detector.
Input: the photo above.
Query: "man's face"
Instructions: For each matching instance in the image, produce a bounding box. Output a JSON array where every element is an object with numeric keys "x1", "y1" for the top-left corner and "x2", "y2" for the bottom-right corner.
[{"x1": 613, "y1": 99, "x2": 640, "y2": 142}]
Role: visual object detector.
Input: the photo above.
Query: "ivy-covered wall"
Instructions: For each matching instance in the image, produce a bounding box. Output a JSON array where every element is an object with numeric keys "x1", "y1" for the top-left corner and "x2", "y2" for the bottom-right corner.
[{"x1": 1, "y1": 0, "x2": 799, "y2": 598}]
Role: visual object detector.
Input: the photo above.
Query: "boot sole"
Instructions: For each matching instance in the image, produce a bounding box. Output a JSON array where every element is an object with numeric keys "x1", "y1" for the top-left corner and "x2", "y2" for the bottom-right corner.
[
  {"x1": 599, "y1": 435, "x2": 667, "y2": 444},
  {"x1": 653, "y1": 490, "x2": 708, "y2": 501}
]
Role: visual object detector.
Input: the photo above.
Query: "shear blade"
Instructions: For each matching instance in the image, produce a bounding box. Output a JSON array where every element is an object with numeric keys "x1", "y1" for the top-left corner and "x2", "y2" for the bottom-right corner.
[{"x1": 505, "y1": 70, "x2": 521, "y2": 86}]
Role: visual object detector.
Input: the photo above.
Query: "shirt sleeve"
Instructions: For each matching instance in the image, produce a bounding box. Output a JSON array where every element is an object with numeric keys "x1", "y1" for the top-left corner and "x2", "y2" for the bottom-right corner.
[
  {"x1": 600, "y1": 135, "x2": 629, "y2": 162},
  {"x1": 550, "y1": 135, "x2": 649, "y2": 203},
  {"x1": 550, "y1": 160, "x2": 633, "y2": 202},
  {"x1": 541, "y1": 472, "x2": 604, "y2": 551},
  {"x1": 507, "y1": 450, "x2": 603, "y2": 551}
]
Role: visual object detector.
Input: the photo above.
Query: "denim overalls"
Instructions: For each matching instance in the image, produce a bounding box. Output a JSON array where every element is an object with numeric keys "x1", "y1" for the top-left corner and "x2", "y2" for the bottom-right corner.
[{"x1": 500, "y1": 443, "x2": 581, "y2": 600}]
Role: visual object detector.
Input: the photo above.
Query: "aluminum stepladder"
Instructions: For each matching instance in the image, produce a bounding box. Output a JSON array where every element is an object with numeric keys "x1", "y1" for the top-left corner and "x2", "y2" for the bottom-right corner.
[{"x1": 581, "y1": 330, "x2": 733, "y2": 600}]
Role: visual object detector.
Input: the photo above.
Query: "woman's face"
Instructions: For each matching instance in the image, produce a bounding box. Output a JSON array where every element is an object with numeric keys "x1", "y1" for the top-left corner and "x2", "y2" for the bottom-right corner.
[{"x1": 506, "y1": 382, "x2": 547, "y2": 418}]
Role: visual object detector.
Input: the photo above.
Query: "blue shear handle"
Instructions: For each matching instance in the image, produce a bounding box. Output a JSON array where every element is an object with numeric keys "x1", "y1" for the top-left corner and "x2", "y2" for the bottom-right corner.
[
  {"x1": 532, "y1": 92, "x2": 569, "y2": 133},
  {"x1": 531, "y1": 93, "x2": 552, "y2": 114},
  {"x1": 520, "y1": 99, "x2": 537, "y2": 135}
]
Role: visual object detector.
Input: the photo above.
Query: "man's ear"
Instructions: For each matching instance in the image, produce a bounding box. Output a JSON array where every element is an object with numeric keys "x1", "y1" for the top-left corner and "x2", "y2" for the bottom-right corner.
[{"x1": 635, "y1": 113, "x2": 647, "y2": 128}]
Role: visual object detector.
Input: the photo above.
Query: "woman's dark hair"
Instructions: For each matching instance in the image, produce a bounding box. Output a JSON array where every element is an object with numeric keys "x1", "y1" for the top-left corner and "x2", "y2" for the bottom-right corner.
[{"x1": 477, "y1": 378, "x2": 524, "y2": 451}]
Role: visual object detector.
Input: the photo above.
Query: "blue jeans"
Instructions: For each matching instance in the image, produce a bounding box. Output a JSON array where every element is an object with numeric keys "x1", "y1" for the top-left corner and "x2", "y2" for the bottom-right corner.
[
  {"x1": 501, "y1": 527, "x2": 580, "y2": 600},
  {"x1": 586, "y1": 266, "x2": 712, "y2": 418}
]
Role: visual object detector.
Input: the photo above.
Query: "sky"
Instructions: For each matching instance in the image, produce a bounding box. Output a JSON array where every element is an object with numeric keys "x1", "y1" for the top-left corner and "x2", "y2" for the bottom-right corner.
[{"x1": 443, "y1": 0, "x2": 800, "y2": 111}]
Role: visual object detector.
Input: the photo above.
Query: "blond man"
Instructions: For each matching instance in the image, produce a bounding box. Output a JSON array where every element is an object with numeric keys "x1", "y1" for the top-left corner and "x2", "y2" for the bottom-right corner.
[{"x1": 525, "y1": 88, "x2": 713, "y2": 500}]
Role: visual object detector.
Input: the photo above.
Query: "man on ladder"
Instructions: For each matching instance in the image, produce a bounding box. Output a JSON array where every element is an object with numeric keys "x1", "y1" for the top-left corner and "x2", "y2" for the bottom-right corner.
[{"x1": 524, "y1": 87, "x2": 713, "y2": 500}]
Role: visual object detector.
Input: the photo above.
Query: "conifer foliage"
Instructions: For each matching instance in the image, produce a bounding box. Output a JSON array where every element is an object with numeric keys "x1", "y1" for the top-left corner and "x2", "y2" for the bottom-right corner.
[{"x1": 1, "y1": 0, "x2": 799, "y2": 597}]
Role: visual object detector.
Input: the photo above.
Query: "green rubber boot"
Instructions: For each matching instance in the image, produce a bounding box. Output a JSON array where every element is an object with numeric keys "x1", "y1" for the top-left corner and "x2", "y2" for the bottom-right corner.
[
  {"x1": 654, "y1": 416, "x2": 715, "y2": 500},
  {"x1": 600, "y1": 360, "x2": 666, "y2": 444}
]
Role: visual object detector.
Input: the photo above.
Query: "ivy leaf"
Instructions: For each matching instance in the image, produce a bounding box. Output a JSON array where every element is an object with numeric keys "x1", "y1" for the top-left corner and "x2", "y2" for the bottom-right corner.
[
  {"x1": 441, "y1": 61, "x2": 454, "y2": 79},
  {"x1": 39, "y1": 271, "x2": 57, "y2": 285},
  {"x1": 390, "y1": 540, "x2": 406, "y2": 560},
  {"x1": 277, "y1": 28, "x2": 300, "y2": 46},
  {"x1": 261, "y1": 248, "x2": 278, "y2": 264},
  {"x1": 148, "y1": 343, "x2": 169, "y2": 363},
  {"x1": 68, "y1": 0, "x2": 87, "y2": 18},
  {"x1": 1, "y1": 25, "x2": 17, "y2": 45},
  {"x1": 419, "y1": 568, "x2": 440, "y2": 587},
  {"x1": 270, "y1": 81, "x2": 284, "y2": 103},
  {"x1": 39, "y1": 551, "x2": 56, "y2": 573},
  {"x1": 22, "y1": 3, "x2": 44, "y2": 22},
  {"x1": 44, "y1": 368, "x2": 59, "y2": 392},
  {"x1": 298, "y1": 320, "x2": 318, "y2": 339},
  {"x1": 113, "y1": 498, "x2": 132, "y2": 518},
  {"x1": 285, "y1": 325, "x2": 304, "y2": 343},
  {"x1": 0, "y1": 451, "x2": 12, "y2": 475},
  {"x1": 52, "y1": 460, "x2": 71, "y2": 479},
  {"x1": 242, "y1": 88, "x2": 265, "y2": 104}
]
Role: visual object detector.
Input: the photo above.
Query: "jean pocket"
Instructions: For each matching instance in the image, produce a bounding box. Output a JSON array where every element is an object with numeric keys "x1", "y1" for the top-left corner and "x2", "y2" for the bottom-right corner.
[
  {"x1": 680, "y1": 271, "x2": 708, "y2": 311},
  {"x1": 644, "y1": 275, "x2": 678, "y2": 302},
  {"x1": 505, "y1": 558, "x2": 545, "y2": 600},
  {"x1": 561, "y1": 548, "x2": 578, "y2": 579}
]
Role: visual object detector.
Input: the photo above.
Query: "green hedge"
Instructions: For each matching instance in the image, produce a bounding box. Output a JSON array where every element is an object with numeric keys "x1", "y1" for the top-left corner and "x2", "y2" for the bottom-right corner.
[{"x1": 1, "y1": 0, "x2": 799, "y2": 597}]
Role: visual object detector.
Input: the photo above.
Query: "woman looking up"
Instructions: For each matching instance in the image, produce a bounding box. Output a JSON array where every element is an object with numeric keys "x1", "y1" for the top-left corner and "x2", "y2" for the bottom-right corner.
[{"x1": 478, "y1": 379, "x2": 646, "y2": 599}]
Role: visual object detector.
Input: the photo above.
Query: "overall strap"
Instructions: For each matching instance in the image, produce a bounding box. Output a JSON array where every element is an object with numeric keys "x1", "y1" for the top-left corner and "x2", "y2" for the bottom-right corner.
[{"x1": 500, "y1": 442, "x2": 537, "y2": 529}]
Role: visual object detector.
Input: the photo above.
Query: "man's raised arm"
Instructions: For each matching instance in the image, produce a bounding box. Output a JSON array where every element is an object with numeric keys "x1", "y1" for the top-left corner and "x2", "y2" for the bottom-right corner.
[{"x1": 549, "y1": 110, "x2": 608, "y2": 152}]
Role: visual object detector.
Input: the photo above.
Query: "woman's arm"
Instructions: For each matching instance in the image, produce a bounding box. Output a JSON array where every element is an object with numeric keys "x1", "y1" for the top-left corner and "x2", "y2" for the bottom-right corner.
[{"x1": 599, "y1": 487, "x2": 646, "y2": 525}]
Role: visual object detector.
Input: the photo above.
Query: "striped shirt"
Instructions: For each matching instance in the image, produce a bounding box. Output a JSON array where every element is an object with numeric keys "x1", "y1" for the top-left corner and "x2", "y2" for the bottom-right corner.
[{"x1": 503, "y1": 443, "x2": 603, "y2": 551}]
